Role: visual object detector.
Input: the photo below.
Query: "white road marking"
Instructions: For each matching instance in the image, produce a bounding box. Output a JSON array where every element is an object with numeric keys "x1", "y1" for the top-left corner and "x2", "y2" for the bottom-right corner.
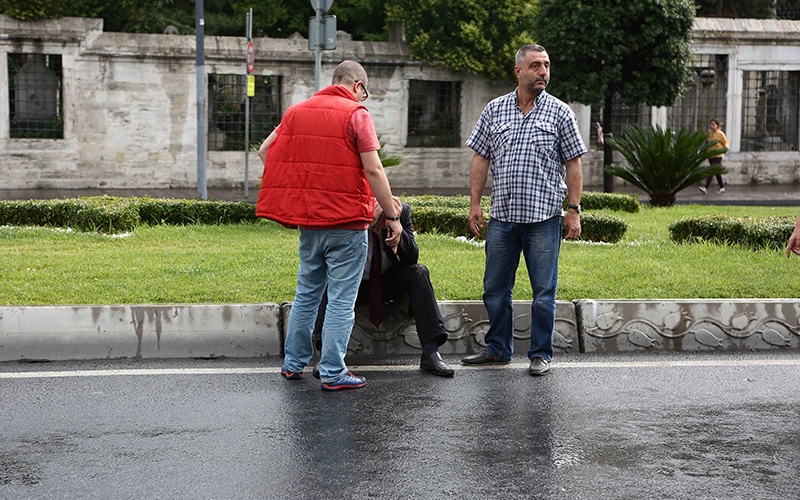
[{"x1": 1, "y1": 358, "x2": 799, "y2": 379}]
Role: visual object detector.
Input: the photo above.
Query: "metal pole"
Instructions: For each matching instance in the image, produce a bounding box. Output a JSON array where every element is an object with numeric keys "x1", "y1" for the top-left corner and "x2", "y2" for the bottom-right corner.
[
  {"x1": 196, "y1": 0, "x2": 208, "y2": 200},
  {"x1": 244, "y1": 9, "x2": 252, "y2": 199},
  {"x1": 315, "y1": 8, "x2": 322, "y2": 91}
]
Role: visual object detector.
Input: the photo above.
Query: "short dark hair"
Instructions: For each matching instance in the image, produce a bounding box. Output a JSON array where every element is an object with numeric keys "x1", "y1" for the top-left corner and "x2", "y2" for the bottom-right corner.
[{"x1": 515, "y1": 45, "x2": 547, "y2": 67}]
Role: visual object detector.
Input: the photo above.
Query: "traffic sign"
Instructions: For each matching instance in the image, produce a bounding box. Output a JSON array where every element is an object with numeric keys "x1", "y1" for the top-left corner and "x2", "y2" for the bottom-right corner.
[
  {"x1": 309, "y1": 15, "x2": 337, "y2": 51},
  {"x1": 246, "y1": 41, "x2": 255, "y2": 74}
]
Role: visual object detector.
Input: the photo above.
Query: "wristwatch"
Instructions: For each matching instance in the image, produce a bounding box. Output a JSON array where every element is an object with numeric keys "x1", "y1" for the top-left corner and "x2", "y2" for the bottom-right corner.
[
  {"x1": 385, "y1": 215, "x2": 400, "y2": 221},
  {"x1": 567, "y1": 204, "x2": 581, "y2": 214}
]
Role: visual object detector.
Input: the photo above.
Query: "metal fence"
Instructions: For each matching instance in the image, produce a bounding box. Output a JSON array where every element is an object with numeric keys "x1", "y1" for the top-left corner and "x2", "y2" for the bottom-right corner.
[
  {"x1": 208, "y1": 74, "x2": 281, "y2": 151},
  {"x1": 7, "y1": 53, "x2": 63, "y2": 139}
]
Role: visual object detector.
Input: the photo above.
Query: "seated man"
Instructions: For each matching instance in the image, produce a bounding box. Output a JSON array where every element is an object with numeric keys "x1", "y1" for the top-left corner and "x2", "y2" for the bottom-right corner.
[{"x1": 312, "y1": 196, "x2": 455, "y2": 377}]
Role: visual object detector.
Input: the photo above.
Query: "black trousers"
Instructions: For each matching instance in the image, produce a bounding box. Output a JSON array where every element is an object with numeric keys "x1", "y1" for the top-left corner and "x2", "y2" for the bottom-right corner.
[{"x1": 313, "y1": 263, "x2": 447, "y2": 351}]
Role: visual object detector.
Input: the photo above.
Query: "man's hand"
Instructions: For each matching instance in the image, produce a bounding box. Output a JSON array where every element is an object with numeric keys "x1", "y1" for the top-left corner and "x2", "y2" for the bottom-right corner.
[
  {"x1": 469, "y1": 207, "x2": 484, "y2": 237},
  {"x1": 563, "y1": 211, "x2": 581, "y2": 240},
  {"x1": 385, "y1": 219, "x2": 402, "y2": 252}
]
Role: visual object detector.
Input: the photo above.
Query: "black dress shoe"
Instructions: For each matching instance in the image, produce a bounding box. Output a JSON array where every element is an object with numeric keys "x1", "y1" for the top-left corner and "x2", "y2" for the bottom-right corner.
[
  {"x1": 528, "y1": 356, "x2": 550, "y2": 376},
  {"x1": 312, "y1": 362, "x2": 321, "y2": 379},
  {"x1": 420, "y1": 352, "x2": 455, "y2": 377},
  {"x1": 461, "y1": 349, "x2": 510, "y2": 365}
]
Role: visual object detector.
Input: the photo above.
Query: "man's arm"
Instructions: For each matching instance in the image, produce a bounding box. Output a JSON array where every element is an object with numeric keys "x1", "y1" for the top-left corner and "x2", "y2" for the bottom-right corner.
[
  {"x1": 469, "y1": 153, "x2": 490, "y2": 237},
  {"x1": 787, "y1": 212, "x2": 800, "y2": 258},
  {"x1": 257, "y1": 129, "x2": 278, "y2": 164},
  {"x1": 361, "y1": 150, "x2": 402, "y2": 248},
  {"x1": 388, "y1": 203, "x2": 418, "y2": 266},
  {"x1": 563, "y1": 156, "x2": 583, "y2": 240}
]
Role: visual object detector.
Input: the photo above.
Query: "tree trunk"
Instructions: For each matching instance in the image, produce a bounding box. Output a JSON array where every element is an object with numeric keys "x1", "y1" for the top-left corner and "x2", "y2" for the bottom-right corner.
[
  {"x1": 649, "y1": 192, "x2": 676, "y2": 207},
  {"x1": 603, "y1": 94, "x2": 614, "y2": 193}
]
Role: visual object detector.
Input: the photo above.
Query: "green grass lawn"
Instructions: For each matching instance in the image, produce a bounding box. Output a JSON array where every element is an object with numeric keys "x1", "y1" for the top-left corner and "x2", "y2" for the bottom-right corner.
[{"x1": 1, "y1": 204, "x2": 799, "y2": 305}]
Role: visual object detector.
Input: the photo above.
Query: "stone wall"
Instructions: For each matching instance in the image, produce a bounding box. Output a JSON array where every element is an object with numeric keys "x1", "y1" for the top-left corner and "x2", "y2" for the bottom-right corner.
[
  {"x1": 3, "y1": 299, "x2": 799, "y2": 362},
  {"x1": 1, "y1": 15, "x2": 800, "y2": 191}
]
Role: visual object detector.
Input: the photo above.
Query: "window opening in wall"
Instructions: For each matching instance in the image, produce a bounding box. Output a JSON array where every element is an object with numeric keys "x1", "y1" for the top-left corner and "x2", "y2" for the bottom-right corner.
[
  {"x1": 667, "y1": 54, "x2": 728, "y2": 133},
  {"x1": 8, "y1": 53, "x2": 64, "y2": 139},
  {"x1": 407, "y1": 80, "x2": 461, "y2": 147},
  {"x1": 741, "y1": 70, "x2": 799, "y2": 152},
  {"x1": 208, "y1": 74, "x2": 282, "y2": 151},
  {"x1": 590, "y1": 94, "x2": 649, "y2": 148}
]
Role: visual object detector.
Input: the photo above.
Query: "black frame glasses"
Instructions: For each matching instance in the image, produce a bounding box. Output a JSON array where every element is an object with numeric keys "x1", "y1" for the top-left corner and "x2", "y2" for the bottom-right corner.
[{"x1": 357, "y1": 81, "x2": 369, "y2": 101}]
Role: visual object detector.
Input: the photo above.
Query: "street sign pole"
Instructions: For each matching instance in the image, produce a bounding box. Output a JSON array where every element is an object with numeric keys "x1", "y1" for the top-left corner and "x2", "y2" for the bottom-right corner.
[
  {"x1": 196, "y1": 0, "x2": 207, "y2": 200},
  {"x1": 244, "y1": 8, "x2": 253, "y2": 198},
  {"x1": 314, "y1": 7, "x2": 322, "y2": 91},
  {"x1": 310, "y1": 0, "x2": 334, "y2": 91}
]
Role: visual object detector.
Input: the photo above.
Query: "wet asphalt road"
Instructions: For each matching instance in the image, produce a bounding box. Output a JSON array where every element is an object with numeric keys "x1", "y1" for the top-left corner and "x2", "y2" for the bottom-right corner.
[{"x1": 1, "y1": 351, "x2": 799, "y2": 500}]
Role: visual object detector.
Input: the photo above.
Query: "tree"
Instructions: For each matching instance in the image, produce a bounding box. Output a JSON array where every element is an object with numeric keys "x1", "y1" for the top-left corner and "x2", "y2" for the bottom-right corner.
[
  {"x1": 0, "y1": 0, "x2": 389, "y2": 39},
  {"x1": 386, "y1": 0, "x2": 536, "y2": 82},
  {"x1": 534, "y1": 0, "x2": 696, "y2": 192}
]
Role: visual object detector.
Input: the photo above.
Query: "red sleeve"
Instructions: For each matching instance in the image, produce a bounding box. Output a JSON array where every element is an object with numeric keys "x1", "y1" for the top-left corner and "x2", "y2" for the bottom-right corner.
[{"x1": 348, "y1": 108, "x2": 381, "y2": 153}]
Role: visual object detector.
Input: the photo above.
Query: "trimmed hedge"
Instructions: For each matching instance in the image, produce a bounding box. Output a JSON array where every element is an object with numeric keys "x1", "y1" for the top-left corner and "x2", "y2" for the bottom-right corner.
[
  {"x1": 669, "y1": 214, "x2": 795, "y2": 251},
  {"x1": 136, "y1": 198, "x2": 257, "y2": 226},
  {"x1": 0, "y1": 193, "x2": 630, "y2": 243},
  {"x1": 0, "y1": 196, "x2": 256, "y2": 234},
  {"x1": 577, "y1": 192, "x2": 640, "y2": 213},
  {"x1": 405, "y1": 194, "x2": 629, "y2": 243},
  {"x1": 0, "y1": 197, "x2": 140, "y2": 233}
]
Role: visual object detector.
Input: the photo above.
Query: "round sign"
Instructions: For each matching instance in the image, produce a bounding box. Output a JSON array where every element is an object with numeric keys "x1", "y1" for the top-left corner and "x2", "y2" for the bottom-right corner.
[{"x1": 246, "y1": 41, "x2": 255, "y2": 74}]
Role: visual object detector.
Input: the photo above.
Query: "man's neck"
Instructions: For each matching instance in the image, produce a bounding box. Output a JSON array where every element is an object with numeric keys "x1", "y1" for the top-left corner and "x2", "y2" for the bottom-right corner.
[{"x1": 517, "y1": 88, "x2": 542, "y2": 115}]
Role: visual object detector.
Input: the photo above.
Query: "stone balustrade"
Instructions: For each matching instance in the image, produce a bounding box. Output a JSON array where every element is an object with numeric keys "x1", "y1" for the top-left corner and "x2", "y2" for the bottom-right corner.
[{"x1": 2, "y1": 299, "x2": 799, "y2": 362}]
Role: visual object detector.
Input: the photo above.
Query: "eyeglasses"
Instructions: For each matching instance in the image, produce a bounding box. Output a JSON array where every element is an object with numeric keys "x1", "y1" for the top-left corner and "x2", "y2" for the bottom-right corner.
[{"x1": 356, "y1": 81, "x2": 369, "y2": 101}]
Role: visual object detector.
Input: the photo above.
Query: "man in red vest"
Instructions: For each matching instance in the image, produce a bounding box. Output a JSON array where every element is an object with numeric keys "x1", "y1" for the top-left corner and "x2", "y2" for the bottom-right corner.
[{"x1": 256, "y1": 60, "x2": 401, "y2": 391}]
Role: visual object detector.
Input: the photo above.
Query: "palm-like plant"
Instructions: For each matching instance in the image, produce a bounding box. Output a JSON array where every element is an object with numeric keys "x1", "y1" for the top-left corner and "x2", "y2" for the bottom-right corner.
[{"x1": 605, "y1": 125, "x2": 727, "y2": 207}]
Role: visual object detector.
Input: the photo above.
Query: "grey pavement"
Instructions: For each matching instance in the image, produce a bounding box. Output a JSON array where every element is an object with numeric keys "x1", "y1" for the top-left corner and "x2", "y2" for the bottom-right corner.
[{"x1": 1, "y1": 351, "x2": 799, "y2": 499}]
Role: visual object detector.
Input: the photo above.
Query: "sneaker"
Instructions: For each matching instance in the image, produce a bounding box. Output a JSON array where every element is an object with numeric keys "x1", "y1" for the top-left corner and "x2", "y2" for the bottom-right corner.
[
  {"x1": 280, "y1": 364, "x2": 303, "y2": 380},
  {"x1": 717, "y1": 188, "x2": 725, "y2": 194},
  {"x1": 698, "y1": 186, "x2": 707, "y2": 194},
  {"x1": 321, "y1": 371, "x2": 366, "y2": 391}
]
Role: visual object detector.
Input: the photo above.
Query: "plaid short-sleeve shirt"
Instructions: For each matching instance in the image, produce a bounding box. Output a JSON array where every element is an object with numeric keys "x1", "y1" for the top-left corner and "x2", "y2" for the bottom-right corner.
[{"x1": 466, "y1": 90, "x2": 587, "y2": 224}]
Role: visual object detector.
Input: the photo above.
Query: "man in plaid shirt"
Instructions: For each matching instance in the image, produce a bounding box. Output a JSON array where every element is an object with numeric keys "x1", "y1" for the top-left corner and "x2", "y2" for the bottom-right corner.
[{"x1": 462, "y1": 44, "x2": 587, "y2": 376}]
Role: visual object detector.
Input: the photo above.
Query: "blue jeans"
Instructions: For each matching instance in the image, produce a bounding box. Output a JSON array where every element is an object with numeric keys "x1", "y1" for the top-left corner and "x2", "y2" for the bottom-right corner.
[
  {"x1": 283, "y1": 228, "x2": 367, "y2": 383},
  {"x1": 482, "y1": 216, "x2": 562, "y2": 362}
]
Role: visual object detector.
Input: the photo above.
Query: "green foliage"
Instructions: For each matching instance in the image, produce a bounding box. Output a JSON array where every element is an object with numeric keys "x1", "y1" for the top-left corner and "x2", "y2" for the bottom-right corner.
[
  {"x1": 136, "y1": 198, "x2": 257, "y2": 225},
  {"x1": 695, "y1": 0, "x2": 800, "y2": 19},
  {"x1": 0, "y1": 196, "x2": 257, "y2": 233},
  {"x1": 386, "y1": 0, "x2": 536, "y2": 82},
  {"x1": 604, "y1": 125, "x2": 727, "y2": 207},
  {"x1": 577, "y1": 212, "x2": 627, "y2": 243},
  {"x1": 669, "y1": 215, "x2": 795, "y2": 251},
  {"x1": 2, "y1": 205, "x2": 799, "y2": 305},
  {"x1": 534, "y1": 0, "x2": 695, "y2": 107},
  {"x1": 572, "y1": 192, "x2": 640, "y2": 213},
  {"x1": 404, "y1": 194, "x2": 628, "y2": 242},
  {"x1": 0, "y1": 196, "x2": 140, "y2": 233}
]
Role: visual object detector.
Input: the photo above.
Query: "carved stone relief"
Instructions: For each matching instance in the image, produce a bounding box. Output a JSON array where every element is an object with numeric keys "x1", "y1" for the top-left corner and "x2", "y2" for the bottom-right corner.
[{"x1": 577, "y1": 299, "x2": 800, "y2": 352}]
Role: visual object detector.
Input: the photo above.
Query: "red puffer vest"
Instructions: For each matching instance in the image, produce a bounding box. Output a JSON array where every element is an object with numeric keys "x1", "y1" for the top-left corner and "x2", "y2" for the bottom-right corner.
[{"x1": 255, "y1": 85, "x2": 373, "y2": 229}]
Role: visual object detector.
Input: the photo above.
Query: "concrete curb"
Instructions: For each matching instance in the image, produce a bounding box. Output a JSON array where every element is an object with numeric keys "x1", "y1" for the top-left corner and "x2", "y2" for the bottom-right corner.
[{"x1": 2, "y1": 299, "x2": 799, "y2": 362}]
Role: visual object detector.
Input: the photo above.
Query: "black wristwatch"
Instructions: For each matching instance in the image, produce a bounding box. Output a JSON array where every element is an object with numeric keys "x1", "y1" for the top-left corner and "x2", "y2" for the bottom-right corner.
[
  {"x1": 567, "y1": 204, "x2": 581, "y2": 214},
  {"x1": 385, "y1": 215, "x2": 400, "y2": 221}
]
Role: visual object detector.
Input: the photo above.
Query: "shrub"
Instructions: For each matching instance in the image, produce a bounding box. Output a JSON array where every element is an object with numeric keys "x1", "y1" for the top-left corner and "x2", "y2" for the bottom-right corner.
[
  {"x1": 669, "y1": 214, "x2": 795, "y2": 250},
  {"x1": 405, "y1": 195, "x2": 628, "y2": 243},
  {"x1": 577, "y1": 192, "x2": 640, "y2": 213},
  {"x1": 0, "y1": 196, "x2": 139, "y2": 233},
  {"x1": 605, "y1": 125, "x2": 727, "y2": 207},
  {"x1": 136, "y1": 198, "x2": 256, "y2": 226},
  {"x1": 577, "y1": 213, "x2": 628, "y2": 243}
]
